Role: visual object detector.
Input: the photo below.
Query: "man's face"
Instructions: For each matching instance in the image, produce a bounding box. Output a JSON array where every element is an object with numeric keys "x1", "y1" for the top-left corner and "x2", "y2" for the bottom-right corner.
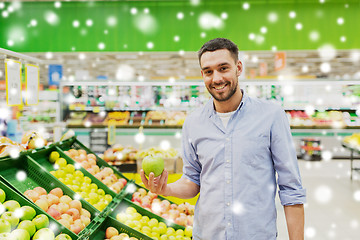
[{"x1": 200, "y1": 49, "x2": 242, "y2": 102}]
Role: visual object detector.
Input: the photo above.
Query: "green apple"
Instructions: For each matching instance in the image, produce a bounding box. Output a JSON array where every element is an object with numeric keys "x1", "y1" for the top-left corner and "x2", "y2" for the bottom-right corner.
[
  {"x1": 0, "y1": 232, "x2": 10, "y2": 239},
  {"x1": 19, "y1": 206, "x2": 36, "y2": 221},
  {"x1": 0, "y1": 219, "x2": 11, "y2": 233},
  {"x1": 1, "y1": 212, "x2": 19, "y2": 228},
  {"x1": 0, "y1": 189, "x2": 5, "y2": 203},
  {"x1": 31, "y1": 214, "x2": 49, "y2": 230},
  {"x1": 142, "y1": 156, "x2": 164, "y2": 177},
  {"x1": 3, "y1": 200, "x2": 20, "y2": 212},
  {"x1": 32, "y1": 228, "x2": 54, "y2": 240},
  {"x1": 9, "y1": 228, "x2": 30, "y2": 240},
  {"x1": 55, "y1": 233, "x2": 72, "y2": 240},
  {"x1": 17, "y1": 220, "x2": 36, "y2": 237}
]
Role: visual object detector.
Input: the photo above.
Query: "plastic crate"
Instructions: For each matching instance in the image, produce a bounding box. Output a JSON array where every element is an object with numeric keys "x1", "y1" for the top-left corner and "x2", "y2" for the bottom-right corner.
[
  {"x1": 28, "y1": 145, "x2": 117, "y2": 200},
  {"x1": 0, "y1": 154, "x2": 99, "y2": 236},
  {"x1": 124, "y1": 181, "x2": 181, "y2": 208},
  {"x1": 0, "y1": 175, "x2": 78, "y2": 239},
  {"x1": 110, "y1": 198, "x2": 185, "y2": 231},
  {"x1": 79, "y1": 216, "x2": 152, "y2": 240},
  {"x1": 57, "y1": 137, "x2": 130, "y2": 182}
]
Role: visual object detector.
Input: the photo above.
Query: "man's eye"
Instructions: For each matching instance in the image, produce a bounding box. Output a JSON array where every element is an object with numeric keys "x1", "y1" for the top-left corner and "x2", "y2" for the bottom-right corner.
[{"x1": 220, "y1": 67, "x2": 228, "y2": 71}]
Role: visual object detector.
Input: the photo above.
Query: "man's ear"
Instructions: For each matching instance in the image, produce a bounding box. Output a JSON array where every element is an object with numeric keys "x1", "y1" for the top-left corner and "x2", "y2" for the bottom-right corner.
[{"x1": 236, "y1": 60, "x2": 243, "y2": 77}]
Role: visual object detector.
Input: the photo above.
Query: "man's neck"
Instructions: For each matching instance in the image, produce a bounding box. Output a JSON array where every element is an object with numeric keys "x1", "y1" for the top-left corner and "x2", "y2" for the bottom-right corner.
[{"x1": 213, "y1": 88, "x2": 243, "y2": 113}]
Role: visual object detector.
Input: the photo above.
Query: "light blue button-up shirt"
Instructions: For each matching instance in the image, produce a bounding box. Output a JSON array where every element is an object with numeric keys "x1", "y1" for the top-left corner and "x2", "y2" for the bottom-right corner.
[{"x1": 181, "y1": 90, "x2": 306, "y2": 240}]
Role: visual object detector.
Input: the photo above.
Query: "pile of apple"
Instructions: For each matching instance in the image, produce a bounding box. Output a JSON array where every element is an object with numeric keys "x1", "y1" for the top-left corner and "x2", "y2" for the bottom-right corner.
[
  {"x1": 48, "y1": 154, "x2": 113, "y2": 211},
  {"x1": 131, "y1": 188, "x2": 194, "y2": 227},
  {"x1": 59, "y1": 150, "x2": 128, "y2": 194},
  {"x1": 116, "y1": 206, "x2": 192, "y2": 240},
  {"x1": 24, "y1": 187, "x2": 91, "y2": 235},
  {"x1": 0, "y1": 187, "x2": 72, "y2": 240},
  {"x1": 104, "y1": 227, "x2": 138, "y2": 240}
]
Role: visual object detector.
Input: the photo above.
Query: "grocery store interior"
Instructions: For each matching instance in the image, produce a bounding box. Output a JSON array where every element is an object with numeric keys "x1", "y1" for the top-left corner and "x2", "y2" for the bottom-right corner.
[{"x1": 0, "y1": 0, "x2": 360, "y2": 239}]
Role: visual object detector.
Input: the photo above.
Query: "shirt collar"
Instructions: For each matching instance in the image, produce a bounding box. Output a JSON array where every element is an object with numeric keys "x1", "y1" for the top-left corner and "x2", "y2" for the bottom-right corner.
[{"x1": 206, "y1": 89, "x2": 248, "y2": 118}]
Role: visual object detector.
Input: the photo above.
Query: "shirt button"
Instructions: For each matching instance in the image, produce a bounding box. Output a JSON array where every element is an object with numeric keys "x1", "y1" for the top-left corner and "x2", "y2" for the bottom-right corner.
[
  {"x1": 226, "y1": 159, "x2": 230, "y2": 163},
  {"x1": 227, "y1": 180, "x2": 230, "y2": 184},
  {"x1": 228, "y1": 222, "x2": 231, "y2": 226},
  {"x1": 227, "y1": 202, "x2": 230, "y2": 206},
  {"x1": 226, "y1": 138, "x2": 230, "y2": 141}
]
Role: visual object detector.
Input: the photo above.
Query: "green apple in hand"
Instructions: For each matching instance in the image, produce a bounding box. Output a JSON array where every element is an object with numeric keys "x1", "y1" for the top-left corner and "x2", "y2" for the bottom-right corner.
[
  {"x1": 0, "y1": 189, "x2": 5, "y2": 203},
  {"x1": 1, "y1": 212, "x2": 19, "y2": 228},
  {"x1": 9, "y1": 228, "x2": 30, "y2": 240},
  {"x1": 55, "y1": 233, "x2": 72, "y2": 240},
  {"x1": 0, "y1": 219, "x2": 11, "y2": 233},
  {"x1": 0, "y1": 232, "x2": 10, "y2": 239},
  {"x1": 20, "y1": 206, "x2": 36, "y2": 221},
  {"x1": 32, "y1": 214, "x2": 49, "y2": 230},
  {"x1": 17, "y1": 220, "x2": 36, "y2": 237},
  {"x1": 32, "y1": 228, "x2": 55, "y2": 240},
  {"x1": 142, "y1": 156, "x2": 164, "y2": 177}
]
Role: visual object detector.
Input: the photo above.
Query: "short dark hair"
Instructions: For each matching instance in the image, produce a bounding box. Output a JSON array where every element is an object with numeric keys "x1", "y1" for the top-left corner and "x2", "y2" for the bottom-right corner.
[{"x1": 198, "y1": 38, "x2": 239, "y2": 63}]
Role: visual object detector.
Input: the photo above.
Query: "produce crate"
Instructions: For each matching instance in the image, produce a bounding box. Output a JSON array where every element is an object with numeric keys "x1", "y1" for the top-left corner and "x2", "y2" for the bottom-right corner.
[
  {"x1": 57, "y1": 137, "x2": 130, "y2": 188},
  {"x1": 79, "y1": 215, "x2": 152, "y2": 240},
  {"x1": 124, "y1": 181, "x2": 178, "y2": 205},
  {"x1": 0, "y1": 154, "x2": 100, "y2": 236},
  {"x1": 110, "y1": 198, "x2": 185, "y2": 231},
  {"x1": 0, "y1": 164, "x2": 79, "y2": 239},
  {"x1": 29, "y1": 145, "x2": 117, "y2": 197}
]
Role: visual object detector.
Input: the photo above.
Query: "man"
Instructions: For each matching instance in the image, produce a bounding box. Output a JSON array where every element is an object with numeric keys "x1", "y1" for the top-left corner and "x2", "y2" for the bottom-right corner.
[{"x1": 141, "y1": 38, "x2": 306, "y2": 240}]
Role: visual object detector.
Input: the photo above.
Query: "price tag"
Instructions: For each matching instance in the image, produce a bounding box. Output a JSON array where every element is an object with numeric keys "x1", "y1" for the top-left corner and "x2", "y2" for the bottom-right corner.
[
  {"x1": 5, "y1": 59, "x2": 22, "y2": 106},
  {"x1": 25, "y1": 64, "x2": 39, "y2": 105},
  {"x1": 93, "y1": 106, "x2": 100, "y2": 113},
  {"x1": 107, "y1": 120, "x2": 116, "y2": 145}
]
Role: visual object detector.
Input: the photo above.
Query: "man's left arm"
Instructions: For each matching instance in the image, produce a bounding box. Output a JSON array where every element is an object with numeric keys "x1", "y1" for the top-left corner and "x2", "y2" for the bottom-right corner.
[
  {"x1": 270, "y1": 106, "x2": 306, "y2": 239},
  {"x1": 284, "y1": 204, "x2": 304, "y2": 240}
]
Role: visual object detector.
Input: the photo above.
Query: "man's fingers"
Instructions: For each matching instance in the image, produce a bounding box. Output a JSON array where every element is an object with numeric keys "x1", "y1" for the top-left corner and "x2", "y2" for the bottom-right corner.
[
  {"x1": 140, "y1": 169, "x2": 150, "y2": 189},
  {"x1": 159, "y1": 169, "x2": 168, "y2": 193},
  {"x1": 148, "y1": 172, "x2": 155, "y2": 192}
]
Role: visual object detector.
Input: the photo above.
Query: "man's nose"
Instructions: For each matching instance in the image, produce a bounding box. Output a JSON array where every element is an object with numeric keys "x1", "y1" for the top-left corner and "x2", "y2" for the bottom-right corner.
[{"x1": 213, "y1": 70, "x2": 223, "y2": 83}]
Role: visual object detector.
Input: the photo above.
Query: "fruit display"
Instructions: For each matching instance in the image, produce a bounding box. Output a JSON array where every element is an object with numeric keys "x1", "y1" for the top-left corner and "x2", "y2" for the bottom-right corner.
[
  {"x1": 287, "y1": 110, "x2": 353, "y2": 128},
  {"x1": 61, "y1": 149, "x2": 128, "y2": 194},
  {"x1": 24, "y1": 187, "x2": 92, "y2": 234},
  {"x1": 84, "y1": 113, "x2": 107, "y2": 126},
  {"x1": 131, "y1": 188, "x2": 194, "y2": 227},
  {"x1": 135, "y1": 147, "x2": 178, "y2": 159},
  {"x1": 165, "y1": 111, "x2": 187, "y2": 126},
  {"x1": 66, "y1": 112, "x2": 87, "y2": 126},
  {"x1": 101, "y1": 144, "x2": 138, "y2": 163},
  {"x1": 0, "y1": 187, "x2": 73, "y2": 240},
  {"x1": 21, "y1": 130, "x2": 48, "y2": 150},
  {"x1": 0, "y1": 136, "x2": 26, "y2": 158},
  {"x1": 116, "y1": 206, "x2": 192, "y2": 240},
  {"x1": 48, "y1": 154, "x2": 113, "y2": 211},
  {"x1": 104, "y1": 226, "x2": 139, "y2": 240},
  {"x1": 104, "y1": 112, "x2": 130, "y2": 126},
  {"x1": 343, "y1": 132, "x2": 360, "y2": 148}
]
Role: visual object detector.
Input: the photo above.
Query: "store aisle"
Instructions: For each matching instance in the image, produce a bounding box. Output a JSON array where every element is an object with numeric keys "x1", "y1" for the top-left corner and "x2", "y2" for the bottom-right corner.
[{"x1": 276, "y1": 159, "x2": 360, "y2": 240}]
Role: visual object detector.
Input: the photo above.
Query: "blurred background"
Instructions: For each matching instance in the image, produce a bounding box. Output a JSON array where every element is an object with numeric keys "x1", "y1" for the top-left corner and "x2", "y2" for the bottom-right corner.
[{"x1": 0, "y1": 0, "x2": 360, "y2": 240}]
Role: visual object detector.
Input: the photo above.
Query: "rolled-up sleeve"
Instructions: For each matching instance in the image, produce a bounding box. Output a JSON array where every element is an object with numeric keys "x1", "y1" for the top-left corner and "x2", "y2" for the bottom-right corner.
[
  {"x1": 271, "y1": 107, "x2": 306, "y2": 206},
  {"x1": 181, "y1": 119, "x2": 201, "y2": 186}
]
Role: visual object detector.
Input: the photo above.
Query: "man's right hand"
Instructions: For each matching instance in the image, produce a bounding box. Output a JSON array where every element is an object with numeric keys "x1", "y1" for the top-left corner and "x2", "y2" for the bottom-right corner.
[{"x1": 140, "y1": 169, "x2": 169, "y2": 196}]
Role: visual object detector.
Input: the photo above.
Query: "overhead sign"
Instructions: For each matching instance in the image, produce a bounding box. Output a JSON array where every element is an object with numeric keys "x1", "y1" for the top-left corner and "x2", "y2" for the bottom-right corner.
[
  {"x1": 25, "y1": 64, "x2": 39, "y2": 105},
  {"x1": 48, "y1": 64, "x2": 62, "y2": 86},
  {"x1": 5, "y1": 59, "x2": 22, "y2": 106},
  {"x1": 274, "y1": 52, "x2": 286, "y2": 71}
]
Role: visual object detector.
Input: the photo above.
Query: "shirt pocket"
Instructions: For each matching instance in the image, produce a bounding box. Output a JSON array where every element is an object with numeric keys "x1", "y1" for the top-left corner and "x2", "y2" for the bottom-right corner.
[{"x1": 233, "y1": 135, "x2": 269, "y2": 167}]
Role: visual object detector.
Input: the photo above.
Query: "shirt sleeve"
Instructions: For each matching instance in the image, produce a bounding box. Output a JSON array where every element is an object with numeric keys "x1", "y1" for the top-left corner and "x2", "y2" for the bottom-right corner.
[
  {"x1": 271, "y1": 106, "x2": 306, "y2": 206},
  {"x1": 181, "y1": 119, "x2": 202, "y2": 186}
]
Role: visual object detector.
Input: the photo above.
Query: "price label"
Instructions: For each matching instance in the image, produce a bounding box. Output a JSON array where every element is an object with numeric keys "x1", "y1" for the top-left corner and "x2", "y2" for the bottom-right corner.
[
  {"x1": 107, "y1": 120, "x2": 116, "y2": 145},
  {"x1": 5, "y1": 59, "x2": 22, "y2": 106},
  {"x1": 93, "y1": 106, "x2": 100, "y2": 113},
  {"x1": 25, "y1": 64, "x2": 39, "y2": 105}
]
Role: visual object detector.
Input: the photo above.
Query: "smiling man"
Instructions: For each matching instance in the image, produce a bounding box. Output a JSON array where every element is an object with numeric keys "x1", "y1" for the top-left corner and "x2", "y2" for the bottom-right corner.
[{"x1": 141, "y1": 38, "x2": 306, "y2": 240}]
